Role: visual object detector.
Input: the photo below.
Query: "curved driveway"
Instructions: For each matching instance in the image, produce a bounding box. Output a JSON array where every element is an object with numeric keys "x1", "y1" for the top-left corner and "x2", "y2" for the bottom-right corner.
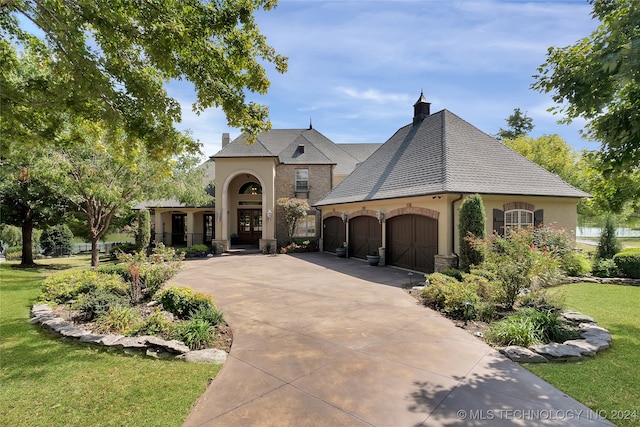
[{"x1": 177, "y1": 253, "x2": 610, "y2": 427}]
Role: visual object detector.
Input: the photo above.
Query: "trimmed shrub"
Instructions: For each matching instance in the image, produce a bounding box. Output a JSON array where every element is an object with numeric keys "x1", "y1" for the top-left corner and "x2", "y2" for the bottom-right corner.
[
  {"x1": 40, "y1": 225, "x2": 74, "y2": 257},
  {"x1": 40, "y1": 270, "x2": 127, "y2": 304},
  {"x1": 95, "y1": 263, "x2": 132, "y2": 282},
  {"x1": 76, "y1": 288, "x2": 129, "y2": 321},
  {"x1": 422, "y1": 273, "x2": 480, "y2": 319},
  {"x1": 458, "y1": 194, "x2": 486, "y2": 272},
  {"x1": 591, "y1": 257, "x2": 619, "y2": 278},
  {"x1": 613, "y1": 248, "x2": 640, "y2": 279},
  {"x1": 561, "y1": 251, "x2": 591, "y2": 276},
  {"x1": 172, "y1": 319, "x2": 215, "y2": 350},
  {"x1": 156, "y1": 286, "x2": 215, "y2": 319},
  {"x1": 177, "y1": 244, "x2": 209, "y2": 257},
  {"x1": 109, "y1": 242, "x2": 137, "y2": 259}
]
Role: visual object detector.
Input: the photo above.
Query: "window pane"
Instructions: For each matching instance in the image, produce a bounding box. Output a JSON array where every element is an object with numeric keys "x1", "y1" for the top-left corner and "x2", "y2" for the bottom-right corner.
[{"x1": 295, "y1": 169, "x2": 309, "y2": 191}]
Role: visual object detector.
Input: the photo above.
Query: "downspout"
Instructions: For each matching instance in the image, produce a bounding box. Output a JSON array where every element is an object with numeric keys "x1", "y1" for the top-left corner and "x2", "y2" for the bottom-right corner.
[{"x1": 451, "y1": 193, "x2": 464, "y2": 267}]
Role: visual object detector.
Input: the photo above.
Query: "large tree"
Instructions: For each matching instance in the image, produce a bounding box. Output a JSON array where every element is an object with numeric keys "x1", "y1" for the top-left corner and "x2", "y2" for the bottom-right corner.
[
  {"x1": 0, "y1": 149, "x2": 68, "y2": 266},
  {"x1": 504, "y1": 134, "x2": 583, "y2": 188},
  {"x1": 1, "y1": 0, "x2": 287, "y2": 156},
  {"x1": 44, "y1": 120, "x2": 213, "y2": 267},
  {"x1": 532, "y1": 0, "x2": 640, "y2": 176}
]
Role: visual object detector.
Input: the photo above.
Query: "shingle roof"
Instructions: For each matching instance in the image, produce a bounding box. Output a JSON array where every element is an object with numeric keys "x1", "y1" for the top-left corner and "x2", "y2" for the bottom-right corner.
[
  {"x1": 212, "y1": 128, "x2": 376, "y2": 175},
  {"x1": 316, "y1": 109, "x2": 589, "y2": 206},
  {"x1": 338, "y1": 143, "x2": 382, "y2": 163}
]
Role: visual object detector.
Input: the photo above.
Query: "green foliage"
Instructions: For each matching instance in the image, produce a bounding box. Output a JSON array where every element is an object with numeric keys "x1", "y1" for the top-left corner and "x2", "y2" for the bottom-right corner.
[
  {"x1": 277, "y1": 197, "x2": 311, "y2": 240},
  {"x1": 517, "y1": 290, "x2": 565, "y2": 314},
  {"x1": 132, "y1": 308, "x2": 176, "y2": 337},
  {"x1": 39, "y1": 224, "x2": 74, "y2": 256},
  {"x1": 422, "y1": 273, "x2": 480, "y2": 318},
  {"x1": 613, "y1": 248, "x2": 640, "y2": 279},
  {"x1": 532, "y1": 0, "x2": 640, "y2": 178},
  {"x1": 485, "y1": 308, "x2": 578, "y2": 347},
  {"x1": 561, "y1": 251, "x2": 592, "y2": 276},
  {"x1": 94, "y1": 305, "x2": 142, "y2": 336},
  {"x1": 177, "y1": 244, "x2": 210, "y2": 257},
  {"x1": 439, "y1": 268, "x2": 463, "y2": 281},
  {"x1": 135, "y1": 210, "x2": 151, "y2": 253},
  {"x1": 458, "y1": 194, "x2": 486, "y2": 272},
  {"x1": 40, "y1": 270, "x2": 127, "y2": 304},
  {"x1": 3, "y1": 246, "x2": 26, "y2": 261},
  {"x1": 591, "y1": 257, "x2": 619, "y2": 278},
  {"x1": 172, "y1": 319, "x2": 215, "y2": 350},
  {"x1": 109, "y1": 242, "x2": 137, "y2": 258},
  {"x1": 189, "y1": 305, "x2": 225, "y2": 327},
  {"x1": 2, "y1": 1, "x2": 287, "y2": 157},
  {"x1": 156, "y1": 286, "x2": 215, "y2": 319},
  {"x1": 597, "y1": 214, "x2": 622, "y2": 259},
  {"x1": 76, "y1": 288, "x2": 130, "y2": 321},
  {"x1": 504, "y1": 135, "x2": 583, "y2": 189},
  {"x1": 470, "y1": 227, "x2": 565, "y2": 309},
  {"x1": 496, "y1": 107, "x2": 534, "y2": 141},
  {"x1": 0, "y1": 224, "x2": 22, "y2": 247}
]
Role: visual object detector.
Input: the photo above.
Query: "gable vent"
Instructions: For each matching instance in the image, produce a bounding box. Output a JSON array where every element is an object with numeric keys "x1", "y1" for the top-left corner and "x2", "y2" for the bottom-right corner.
[{"x1": 298, "y1": 144, "x2": 305, "y2": 154}]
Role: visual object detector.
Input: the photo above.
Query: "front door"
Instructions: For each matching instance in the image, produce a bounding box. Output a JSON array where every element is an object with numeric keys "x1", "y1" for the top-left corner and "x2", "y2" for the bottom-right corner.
[
  {"x1": 171, "y1": 214, "x2": 187, "y2": 247},
  {"x1": 203, "y1": 213, "x2": 214, "y2": 245},
  {"x1": 238, "y1": 209, "x2": 262, "y2": 245}
]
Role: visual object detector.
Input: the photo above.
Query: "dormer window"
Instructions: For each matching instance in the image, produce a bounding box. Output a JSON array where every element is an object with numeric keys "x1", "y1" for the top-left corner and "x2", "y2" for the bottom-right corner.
[{"x1": 295, "y1": 169, "x2": 309, "y2": 192}]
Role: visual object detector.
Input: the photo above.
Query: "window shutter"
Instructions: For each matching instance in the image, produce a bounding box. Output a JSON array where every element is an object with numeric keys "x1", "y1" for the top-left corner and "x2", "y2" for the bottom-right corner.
[
  {"x1": 534, "y1": 209, "x2": 544, "y2": 227},
  {"x1": 493, "y1": 209, "x2": 504, "y2": 236}
]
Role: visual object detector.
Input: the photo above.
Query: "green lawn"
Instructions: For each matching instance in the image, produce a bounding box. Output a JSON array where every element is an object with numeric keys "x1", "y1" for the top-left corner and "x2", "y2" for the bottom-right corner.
[
  {"x1": 525, "y1": 283, "x2": 640, "y2": 427},
  {"x1": 0, "y1": 256, "x2": 219, "y2": 427}
]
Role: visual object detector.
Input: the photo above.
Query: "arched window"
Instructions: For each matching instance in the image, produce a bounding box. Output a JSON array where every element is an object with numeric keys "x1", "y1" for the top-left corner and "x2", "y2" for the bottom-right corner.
[
  {"x1": 505, "y1": 209, "x2": 534, "y2": 229},
  {"x1": 239, "y1": 182, "x2": 262, "y2": 195}
]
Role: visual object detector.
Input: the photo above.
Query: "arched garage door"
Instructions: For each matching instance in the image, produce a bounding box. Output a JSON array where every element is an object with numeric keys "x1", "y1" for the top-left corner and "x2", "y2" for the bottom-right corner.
[
  {"x1": 387, "y1": 214, "x2": 437, "y2": 273},
  {"x1": 323, "y1": 216, "x2": 346, "y2": 253},
  {"x1": 349, "y1": 216, "x2": 382, "y2": 259}
]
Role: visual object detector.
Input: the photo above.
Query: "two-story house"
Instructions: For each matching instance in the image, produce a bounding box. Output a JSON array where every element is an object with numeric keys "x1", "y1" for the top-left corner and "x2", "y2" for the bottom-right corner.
[{"x1": 141, "y1": 128, "x2": 380, "y2": 252}]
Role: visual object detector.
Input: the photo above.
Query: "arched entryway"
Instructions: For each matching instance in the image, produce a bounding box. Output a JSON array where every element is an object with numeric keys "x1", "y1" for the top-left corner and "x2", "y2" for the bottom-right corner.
[
  {"x1": 386, "y1": 214, "x2": 438, "y2": 273},
  {"x1": 348, "y1": 215, "x2": 382, "y2": 260}
]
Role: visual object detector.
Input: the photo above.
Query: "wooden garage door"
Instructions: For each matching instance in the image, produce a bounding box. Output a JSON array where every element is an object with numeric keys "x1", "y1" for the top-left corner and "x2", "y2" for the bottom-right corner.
[
  {"x1": 387, "y1": 214, "x2": 438, "y2": 273},
  {"x1": 348, "y1": 216, "x2": 382, "y2": 260},
  {"x1": 323, "y1": 216, "x2": 346, "y2": 253}
]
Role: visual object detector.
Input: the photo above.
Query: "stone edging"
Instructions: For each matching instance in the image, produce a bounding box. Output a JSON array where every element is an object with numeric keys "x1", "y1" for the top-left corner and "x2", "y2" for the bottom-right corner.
[
  {"x1": 499, "y1": 311, "x2": 612, "y2": 363},
  {"x1": 30, "y1": 304, "x2": 227, "y2": 364},
  {"x1": 564, "y1": 276, "x2": 640, "y2": 286}
]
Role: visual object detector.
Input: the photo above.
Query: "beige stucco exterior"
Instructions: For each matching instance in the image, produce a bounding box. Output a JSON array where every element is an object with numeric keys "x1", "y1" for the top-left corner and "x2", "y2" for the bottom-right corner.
[{"x1": 318, "y1": 193, "x2": 581, "y2": 271}]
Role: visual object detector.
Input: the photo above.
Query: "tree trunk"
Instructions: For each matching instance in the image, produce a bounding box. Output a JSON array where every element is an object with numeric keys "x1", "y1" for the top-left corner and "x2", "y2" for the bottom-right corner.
[
  {"x1": 90, "y1": 235, "x2": 100, "y2": 268},
  {"x1": 20, "y1": 206, "x2": 35, "y2": 266}
]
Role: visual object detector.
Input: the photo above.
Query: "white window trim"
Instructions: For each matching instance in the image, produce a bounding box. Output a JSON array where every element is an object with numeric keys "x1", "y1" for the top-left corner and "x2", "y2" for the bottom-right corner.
[
  {"x1": 504, "y1": 209, "x2": 534, "y2": 230},
  {"x1": 295, "y1": 169, "x2": 309, "y2": 192}
]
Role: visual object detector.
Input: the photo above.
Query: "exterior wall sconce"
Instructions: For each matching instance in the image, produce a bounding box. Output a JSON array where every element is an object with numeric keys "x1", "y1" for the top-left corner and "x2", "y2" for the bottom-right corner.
[
  {"x1": 266, "y1": 209, "x2": 272, "y2": 221},
  {"x1": 341, "y1": 212, "x2": 348, "y2": 222},
  {"x1": 376, "y1": 210, "x2": 386, "y2": 223},
  {"x1": 216, "y1": 209, "x2": 221, "y2": 222}
]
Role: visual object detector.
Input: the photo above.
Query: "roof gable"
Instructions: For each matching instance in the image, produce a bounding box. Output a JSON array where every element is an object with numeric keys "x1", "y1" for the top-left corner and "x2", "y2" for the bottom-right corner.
[{"x1": 316, "y1": 109, "x2": 589, "y2": 206}]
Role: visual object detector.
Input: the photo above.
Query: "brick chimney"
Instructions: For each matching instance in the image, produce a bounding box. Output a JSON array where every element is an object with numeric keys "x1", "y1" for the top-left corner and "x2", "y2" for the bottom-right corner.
[{"x1": 222, "y1": 132, "x2": 230, "y2": 148}]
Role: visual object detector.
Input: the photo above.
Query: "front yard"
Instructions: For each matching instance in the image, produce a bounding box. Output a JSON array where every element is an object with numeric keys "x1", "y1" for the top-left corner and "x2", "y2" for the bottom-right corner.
[
  {"x1": 525, "y1": 282, "x2": 640, "y2": 427},
  {"x1": 0, "y1": 256, "x2": 219, "y2": 427}
]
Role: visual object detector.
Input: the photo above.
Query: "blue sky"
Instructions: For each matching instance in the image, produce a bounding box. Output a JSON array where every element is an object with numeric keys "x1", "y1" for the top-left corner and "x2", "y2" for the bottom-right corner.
[{"x1": 169, "y1": 0, "x2": 600, "y2": 159}]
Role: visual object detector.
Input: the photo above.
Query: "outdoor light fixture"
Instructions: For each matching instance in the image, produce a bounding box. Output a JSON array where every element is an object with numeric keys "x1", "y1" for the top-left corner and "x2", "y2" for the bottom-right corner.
[
  {"x1": 376, "y1": 210, "x2": 386, "y2": 223},
  {"x1": 266, "y1": 209, "x2": 272, "y2": 221},
  {"x1": 216, "y1": 209, "x2": 221, "y2": 222},
  {"x1": 341, "y1": 212, "x2": 348, "y2": 222}
]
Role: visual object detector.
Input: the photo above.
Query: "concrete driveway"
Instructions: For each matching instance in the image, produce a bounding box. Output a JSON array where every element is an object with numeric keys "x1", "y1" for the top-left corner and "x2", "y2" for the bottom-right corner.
[{"x1": 175, "y1": 253, "x2": 611, "y2": 427}]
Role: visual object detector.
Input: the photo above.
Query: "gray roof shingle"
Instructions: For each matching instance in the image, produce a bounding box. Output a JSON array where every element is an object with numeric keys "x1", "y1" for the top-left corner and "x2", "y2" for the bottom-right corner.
[
  {"x1": 212, "y1": 128, "x2": 380, "y2": 175},
  {"x1": 316, "y1": 109, "x2": 589, "y2": 206}
]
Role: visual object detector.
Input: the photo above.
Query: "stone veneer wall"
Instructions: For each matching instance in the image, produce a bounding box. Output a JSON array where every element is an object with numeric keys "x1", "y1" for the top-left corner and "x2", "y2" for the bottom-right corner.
[{"x1": 434, "y1": 254, "x2": 458, "y2": 272}]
